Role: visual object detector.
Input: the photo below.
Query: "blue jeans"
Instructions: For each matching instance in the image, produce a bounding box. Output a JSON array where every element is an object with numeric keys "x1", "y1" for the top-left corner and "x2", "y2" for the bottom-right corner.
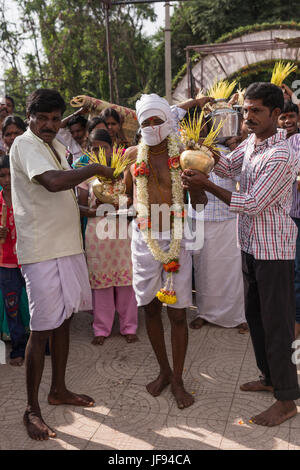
[
  {"x1": 292, "y1": 217, "x2": 300, "y2": 324},
  {"x1": 0, "y1": 267, "x2": 27, "y2": 359}
]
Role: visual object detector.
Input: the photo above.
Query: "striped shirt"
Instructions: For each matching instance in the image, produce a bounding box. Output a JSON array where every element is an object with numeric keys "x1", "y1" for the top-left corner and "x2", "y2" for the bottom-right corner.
[
  {"x1": 214, "y1": 130, "x2": 298, "y2": 260},
  {"x1": 202, "y1": 171, "x2": 237, "y2": 221},
  {"x1": 288, "y1": 133, "x2": 300, "y2": 219}
]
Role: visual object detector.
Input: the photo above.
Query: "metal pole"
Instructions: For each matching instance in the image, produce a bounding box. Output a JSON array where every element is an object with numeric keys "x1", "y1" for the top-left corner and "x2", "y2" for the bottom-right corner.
[
  {"x1": 105, "y1": 4, "x2": 114, "y2": 103},
  {"x1": 165, "y1": 2, "x2": 172, "y2": 104},
  {"x1": 186, "y1": 48, "x2": 191, "y2": 98}
]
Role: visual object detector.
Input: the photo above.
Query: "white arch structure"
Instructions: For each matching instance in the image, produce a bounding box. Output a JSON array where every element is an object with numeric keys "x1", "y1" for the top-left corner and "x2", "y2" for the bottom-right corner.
[{"x1": 172, "y1": 28, "x2": 300, "y2": 103}]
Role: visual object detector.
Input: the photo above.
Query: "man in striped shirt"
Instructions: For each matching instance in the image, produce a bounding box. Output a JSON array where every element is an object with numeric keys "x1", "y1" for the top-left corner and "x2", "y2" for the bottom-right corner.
[
  {"x1": 278, "y1": 100, "x2": 300, "y2": 338},
  {"x1": 182, "y1": 82, "x2": 300, "y2": 427}
]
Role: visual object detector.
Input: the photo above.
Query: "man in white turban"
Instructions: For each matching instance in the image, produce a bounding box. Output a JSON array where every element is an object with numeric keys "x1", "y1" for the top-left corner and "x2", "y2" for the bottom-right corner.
[{"x1": 124, "y1": 94, "x2": 207, "y2": 409}]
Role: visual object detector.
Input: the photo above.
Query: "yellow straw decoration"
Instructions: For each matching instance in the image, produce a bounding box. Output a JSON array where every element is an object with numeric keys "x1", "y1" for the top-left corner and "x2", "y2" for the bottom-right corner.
[
  {"x1": 271, "y1": 61, "x2": 297, "y2": 86},
  {"x1": 81, "y1": 146, "x2": 134, "y2": 180},
  {"x1": 180, "y1": 109, "x2": 225, "y2": 151},
  {"x1": 207, "y1": 79, "x2": 237, "y2": 100},
  {"x1": 180, "y1": 108, "x2": 205, "y2": 145}
]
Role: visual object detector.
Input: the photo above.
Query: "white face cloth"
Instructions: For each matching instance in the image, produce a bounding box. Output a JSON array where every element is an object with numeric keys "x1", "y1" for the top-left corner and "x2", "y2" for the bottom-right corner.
[
  {"x1": 136, "y1": 94, "x2": 174, "y2": 146},
  {"x1": 141, "y1": 120, "x2": 172, "y2": 146}
]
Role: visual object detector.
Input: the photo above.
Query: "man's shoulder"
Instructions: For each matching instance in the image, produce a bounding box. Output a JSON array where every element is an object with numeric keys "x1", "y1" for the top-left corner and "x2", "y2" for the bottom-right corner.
[
  {"x1": 125, "y1": 145, "x2": 138, "y2": 173},
  {"x1": 288, "y1": 132, "x2": 300, "y2": 149},
  {"x1": 269, "y1": 137, "x2": 290, "y2": 157},
  {"x1": 124, "y1": 145, "x2": 138, "y2": 160},
  {"x1": 11, "y1": 129, "x2": 40, "y2": 156}
]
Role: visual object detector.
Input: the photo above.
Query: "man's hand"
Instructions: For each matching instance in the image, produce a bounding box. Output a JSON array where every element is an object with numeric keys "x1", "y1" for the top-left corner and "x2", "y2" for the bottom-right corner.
[
  {"x1": 224, "y1": 136, "x2": 242, "y2": 151},
  {"x1": 195, "y1": 96, "x2": 215, "y2": 109},
  {"x1": 281, "y1": 83, "x2": 293, "y2": 100},
  {"x1": 181, "y1": 169, "x2": 210, "y2": 192},
  {"x1": 228, "y1": 93, "x2": 239, "y2": 106},
  {"x1": 96, "y1": 165, "x2": 116, "y2": 180},
  {"x1": 0, "y1": 226, "x2": 8, "y2": 239}
]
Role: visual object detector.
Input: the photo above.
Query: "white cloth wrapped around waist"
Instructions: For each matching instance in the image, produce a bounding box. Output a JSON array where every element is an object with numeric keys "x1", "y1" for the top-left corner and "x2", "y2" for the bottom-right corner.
[
  {"x1": 21, "y1": 253, "x2": 92, "y2": 331},
  {"x1": 131, "y1": 220, "x2": 193, "y2": 309}
]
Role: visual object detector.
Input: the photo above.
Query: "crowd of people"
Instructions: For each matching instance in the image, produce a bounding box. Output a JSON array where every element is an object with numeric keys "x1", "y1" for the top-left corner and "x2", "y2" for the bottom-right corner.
[{"x1": 0, "y1": 77, "x2": 300, "y2": 441}]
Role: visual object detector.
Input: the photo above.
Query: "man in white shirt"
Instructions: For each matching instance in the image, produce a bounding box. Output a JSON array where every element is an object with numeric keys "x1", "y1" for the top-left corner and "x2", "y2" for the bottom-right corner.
[{"x1": 10, "y1": 88, "x2": 114, "y2": 441}]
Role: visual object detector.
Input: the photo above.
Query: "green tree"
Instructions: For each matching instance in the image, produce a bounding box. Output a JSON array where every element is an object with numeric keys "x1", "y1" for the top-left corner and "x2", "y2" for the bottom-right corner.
[
  {"x1": 1, "y1": 0, "x2": 156, "y2": 113},
  {"x1": 146, "y1": 0, "x2": 300, "y2": 96}
]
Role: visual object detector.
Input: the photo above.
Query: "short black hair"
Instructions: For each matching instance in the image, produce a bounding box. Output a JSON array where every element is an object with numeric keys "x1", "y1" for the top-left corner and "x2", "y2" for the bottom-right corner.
[
  {"x1": 67, "y1": 115, "x2": 88, "y2": 129},
  {"x1": 281, "y1": 99, "x2": 299, "y2": 115},
  {"x1": 2, "y1": 115, "x2": 27, "y2": 136},
  {"x1": 26, "y1": 88, "x2": 66, "y2": 116},
  {"x1": 245, "y1": 82, "x2": 284, "y2": 112},
  {"x1": 87, "y1": 116, "x2": 108, "y2": 134},
  {"x1": 89, "y1": 128, "x2": 112, "y2": 147},
  {"x1": 5, "y1": 95, "x2": 15, "y2": 110},
  {"x1": 0, "y1": 154, "x2": 10, "y2": 170}
]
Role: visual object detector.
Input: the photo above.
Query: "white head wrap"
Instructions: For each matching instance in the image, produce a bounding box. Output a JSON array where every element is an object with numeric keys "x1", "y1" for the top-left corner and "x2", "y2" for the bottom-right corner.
[
  {"x1": 136, "y1": 93, "x2": 173, "y2": 126},
  {"x1": 135, "y1": 94, "x2": 174, "y2": 146}
]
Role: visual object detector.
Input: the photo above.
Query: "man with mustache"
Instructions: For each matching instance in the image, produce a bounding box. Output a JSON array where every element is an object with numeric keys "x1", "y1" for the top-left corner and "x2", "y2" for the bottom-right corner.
[
  {"x1": 182, "y1": 82, "x2": 300, "y2": 427},
  {"x1": 10, "y1": 88, "x2": 115, "y2": 441}
]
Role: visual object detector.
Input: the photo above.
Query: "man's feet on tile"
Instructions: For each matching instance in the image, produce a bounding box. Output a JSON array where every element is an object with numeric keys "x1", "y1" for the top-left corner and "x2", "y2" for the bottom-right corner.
[
  {"x1": 146, "y1": 373, "x2": 171, "y2": 397},
  {"x1": 250, "y1": 400, "x2": 297, "y2": 427},
  {"x1": 171, "y1": 379, "x2": 195, "y2": 410},
  {"x1": 24, "y1": 408, "x2": 57, "y2": 441},
  {"x1": 9, "y1": 357, "x2": 24, "y2": 367},
  {"x1": 48, "y1": 390, "x2": 95, "y2": 407},
  {"x1": 240, "y1": 380, "x2": 273, "y2": 393},
  {"x1": 189, "y1": 317, "x2": 207, "y2": 330},
  {"x1": 237, "y1": 322, "x2": 249, "y2": 334}
]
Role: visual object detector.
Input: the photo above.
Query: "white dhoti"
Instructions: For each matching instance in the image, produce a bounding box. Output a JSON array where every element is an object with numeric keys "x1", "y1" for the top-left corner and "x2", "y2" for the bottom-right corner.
[
  {"x1": 131, "y1": 222, "x2": 193, "y2": 309},
  {"x1": 192, "y1": 218, "x2": 246, "y2": 327},
  {"x1": 21, "y1": 253, "x2": 92, "y2": 331}
]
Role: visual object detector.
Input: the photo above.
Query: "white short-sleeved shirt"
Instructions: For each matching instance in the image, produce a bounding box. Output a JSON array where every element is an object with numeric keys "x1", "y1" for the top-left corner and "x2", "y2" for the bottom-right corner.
[{"x1": 10, "y1": 127, "x2": 83, "y2": 265}]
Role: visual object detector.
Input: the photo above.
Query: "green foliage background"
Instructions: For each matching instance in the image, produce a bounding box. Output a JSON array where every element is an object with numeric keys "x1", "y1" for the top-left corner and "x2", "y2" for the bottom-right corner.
[{"x1": 1, "y1": 0, "x2": 300, "y2": 116}]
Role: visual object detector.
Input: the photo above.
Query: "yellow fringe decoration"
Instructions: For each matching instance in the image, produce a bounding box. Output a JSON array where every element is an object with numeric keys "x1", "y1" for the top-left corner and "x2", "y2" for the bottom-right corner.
[
  {"x1": 156, "y1": 289, "x2": 177, "y2": 305},
  {"x1": 180, "y1": 109, "x2": 224, "y2": 152},
  {"x1": 271, "y1": 61, "x2": 297, "y2": 86},
  {"x1": 180, "y1": 109, "x2": 205, "y2": 144},
  {"x1": 207, "y1": 79, "x2": 237, "y2": 100},
  {"x1": 85, "y1": 146, "x2": 134, "y2": 179}
]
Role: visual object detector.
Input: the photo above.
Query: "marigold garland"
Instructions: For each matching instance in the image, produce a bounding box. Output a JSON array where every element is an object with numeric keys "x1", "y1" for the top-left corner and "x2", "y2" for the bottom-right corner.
[{"x1": 136, "y1": 133, "x2": 184, "y2": 305}]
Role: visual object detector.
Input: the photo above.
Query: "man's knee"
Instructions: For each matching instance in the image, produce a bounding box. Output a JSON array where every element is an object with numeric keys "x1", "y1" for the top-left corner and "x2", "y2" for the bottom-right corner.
[
  {"x1": 29, "y1": 330, "x2": 51, "y2": 348},
  {"x1": 144, "y1": 298, "x2": 162, "y2": 318},
  {"x1": 168, "y1": 308, "x2": 186, "y2": 326}
]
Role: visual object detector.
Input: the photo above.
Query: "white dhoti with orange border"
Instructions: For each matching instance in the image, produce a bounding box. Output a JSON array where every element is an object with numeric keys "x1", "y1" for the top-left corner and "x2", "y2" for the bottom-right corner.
[{"x1": 131, "y1": 221, "x2": 193, "y2": 309}]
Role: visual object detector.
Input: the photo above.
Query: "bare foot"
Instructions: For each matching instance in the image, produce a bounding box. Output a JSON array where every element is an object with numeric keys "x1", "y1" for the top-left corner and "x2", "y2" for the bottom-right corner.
[
  {"x1": 48, "y1": 390, "x2": 95, "y2": 407},
  {"x1": 91, "y1": 336, "x2": 106, "y2": 345},
  {"x1": 237, "y1": 322, "x2": 249, "y2": 334},
  {"x1": 250, "y1": 400, "x2": 297, "y2": 426},
  {"x1": 171, "y1": 380, "x2": 195, "y2": 409},
  {"x1": 123, "y1": 334, "x2": 139, "y2": 344},
  {"x1": 24, "y1": 408, "x2": 57, "y2": 441},
  {"x1": 146, "y1": 373, "x2": 171, "y2": 397},
  {"x1": 295, "y1": 322, "x2": 300, "y2": 339},
  {"x1": 189, "y1": 317, "x2": 207, "y2": 330},
  {"x1": 10, "y1": 357, "x2": 24, "y2": 367},
  {"x1": 240, "y1": 380, "x2": 273, "y2": 392}
]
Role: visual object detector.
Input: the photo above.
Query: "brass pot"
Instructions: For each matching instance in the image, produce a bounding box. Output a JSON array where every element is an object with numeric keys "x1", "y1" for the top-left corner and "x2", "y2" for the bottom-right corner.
[
  {"x1": 180, "y1": 147, "x2": 215, "y2": 175},
  {"x1": 92, "y1": 178, "x2": 126, "y2": 204}
]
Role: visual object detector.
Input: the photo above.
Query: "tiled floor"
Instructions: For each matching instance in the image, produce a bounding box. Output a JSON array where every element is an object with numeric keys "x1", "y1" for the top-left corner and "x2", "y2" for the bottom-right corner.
[{"x1": 1, "y1": 308, "x2": 300, "y2": 450}]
